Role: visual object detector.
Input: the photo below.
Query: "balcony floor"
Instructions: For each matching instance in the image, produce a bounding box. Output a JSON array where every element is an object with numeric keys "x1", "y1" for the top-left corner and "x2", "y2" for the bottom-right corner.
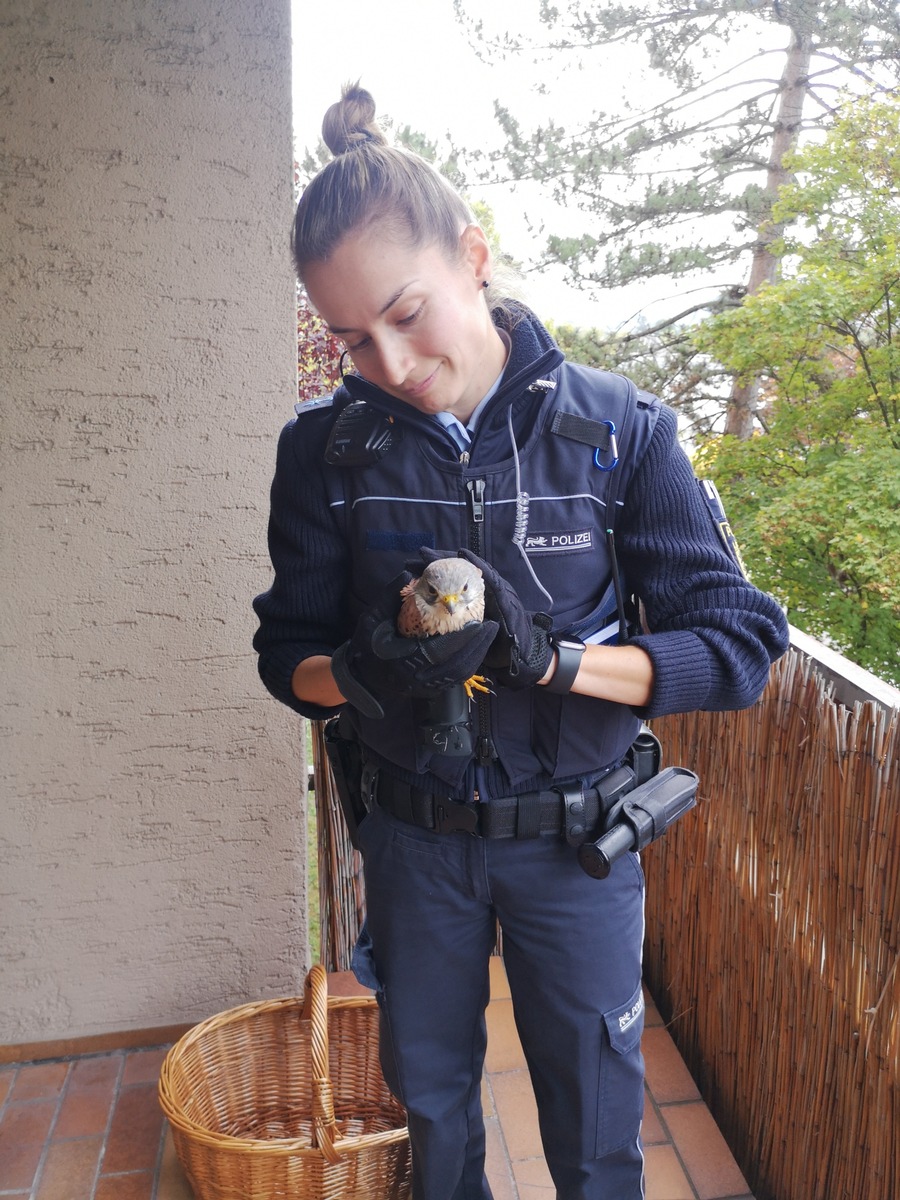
[{"x1": 1, "y1": 959, "x2": 754, "y2": 1200}]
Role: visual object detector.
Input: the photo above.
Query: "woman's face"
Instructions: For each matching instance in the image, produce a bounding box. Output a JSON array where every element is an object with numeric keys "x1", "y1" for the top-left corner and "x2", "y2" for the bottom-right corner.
[{"x1": 303, "y1": 224, "x2": 508, "y2": 424}]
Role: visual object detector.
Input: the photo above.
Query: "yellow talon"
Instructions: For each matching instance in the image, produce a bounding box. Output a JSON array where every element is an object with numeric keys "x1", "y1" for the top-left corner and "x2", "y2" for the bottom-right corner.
[{"x1": 464, "y1": 674, "x2": 492, "y2": 699}]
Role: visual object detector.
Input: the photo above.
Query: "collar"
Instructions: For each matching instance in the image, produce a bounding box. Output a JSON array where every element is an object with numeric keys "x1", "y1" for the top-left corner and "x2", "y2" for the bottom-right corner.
[{"x1": 340, "y1": 305, "x2": 564, "y2": 442}]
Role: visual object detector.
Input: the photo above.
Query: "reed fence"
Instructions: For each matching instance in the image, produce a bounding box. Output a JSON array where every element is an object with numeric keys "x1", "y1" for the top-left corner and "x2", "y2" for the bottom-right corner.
[
  {"x1": 644, "y1": 648, "x2": 899, "y2": 1200},
  {"x1": 310, "y1": 721, "x2": 364, "y2": 972}
]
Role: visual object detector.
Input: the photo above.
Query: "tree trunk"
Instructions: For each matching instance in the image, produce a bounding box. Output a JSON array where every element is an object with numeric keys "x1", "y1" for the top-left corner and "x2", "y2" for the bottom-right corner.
[{"x1": 724, "y1": 25, "x2": 813, "y2": 438}]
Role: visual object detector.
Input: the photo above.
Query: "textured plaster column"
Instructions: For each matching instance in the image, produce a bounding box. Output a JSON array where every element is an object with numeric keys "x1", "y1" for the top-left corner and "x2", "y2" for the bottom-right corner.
[{"x1": 1, "y1": 0, "x2": 305, "y2": 1042}]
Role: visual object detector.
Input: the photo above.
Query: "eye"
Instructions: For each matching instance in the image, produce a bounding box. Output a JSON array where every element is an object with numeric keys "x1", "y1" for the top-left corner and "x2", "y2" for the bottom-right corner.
[
  {"x1": 426, "y1": 585, "x2": 439, "y2": 600},
  {"x1": 398, "y1": 304, "x2": 424, "y2": 328},
  {"x1": 347, "y1": 335, "x2": 371, "y2": 353}
]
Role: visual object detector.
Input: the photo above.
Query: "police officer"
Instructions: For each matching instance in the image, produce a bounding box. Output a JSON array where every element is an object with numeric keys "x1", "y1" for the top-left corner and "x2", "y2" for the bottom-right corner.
[{"x1": 253, "y1": 84, "x2": 789, "y2": 1200}]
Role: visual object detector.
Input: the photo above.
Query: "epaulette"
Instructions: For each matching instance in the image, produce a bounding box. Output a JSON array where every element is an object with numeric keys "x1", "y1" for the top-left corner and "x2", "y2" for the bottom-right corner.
[{"x1": 294, "y1": 395, "x2": 335, "y2": 416}]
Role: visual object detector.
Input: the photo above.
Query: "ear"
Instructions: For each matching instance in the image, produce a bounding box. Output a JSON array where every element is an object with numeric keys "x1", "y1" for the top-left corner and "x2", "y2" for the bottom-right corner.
[{"x1": 459, "y1": 223, "x2": 492, "y2": 285}]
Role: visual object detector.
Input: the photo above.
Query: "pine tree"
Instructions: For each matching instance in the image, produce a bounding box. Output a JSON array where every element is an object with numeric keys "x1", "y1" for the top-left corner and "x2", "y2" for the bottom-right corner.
[{"x1": 455, "y1": 0, "x2": 900, "y2": 433}]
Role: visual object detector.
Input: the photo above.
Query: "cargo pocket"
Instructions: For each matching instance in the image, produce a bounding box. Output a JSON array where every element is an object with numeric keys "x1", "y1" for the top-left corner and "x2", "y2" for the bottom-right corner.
[{"x1": 595, "y1": 982, "x2": 646, "y2": 1158}]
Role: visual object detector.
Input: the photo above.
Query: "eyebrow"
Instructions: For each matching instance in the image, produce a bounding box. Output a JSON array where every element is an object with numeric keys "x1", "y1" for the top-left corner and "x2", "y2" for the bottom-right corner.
[{"x1": 327, "y1": 281, "x2": 416, "y2": 335}]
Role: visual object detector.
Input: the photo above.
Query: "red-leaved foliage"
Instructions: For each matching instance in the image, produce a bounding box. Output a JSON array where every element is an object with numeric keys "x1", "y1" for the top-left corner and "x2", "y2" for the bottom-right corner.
[{"x1": 298, "y1": 293, "x2": 343, "y2": 404}]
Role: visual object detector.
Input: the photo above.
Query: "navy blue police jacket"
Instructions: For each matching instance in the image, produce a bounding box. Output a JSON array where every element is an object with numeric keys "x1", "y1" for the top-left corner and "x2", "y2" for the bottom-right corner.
[{"x1": 253, "y1": 305, "x2": 789, "y2": 797}]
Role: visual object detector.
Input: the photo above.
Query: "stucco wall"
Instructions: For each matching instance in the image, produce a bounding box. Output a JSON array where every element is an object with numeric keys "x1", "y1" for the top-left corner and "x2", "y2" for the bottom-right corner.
[{"x1": 1, "y1": 0, "x2": 306, "y2": 1043}]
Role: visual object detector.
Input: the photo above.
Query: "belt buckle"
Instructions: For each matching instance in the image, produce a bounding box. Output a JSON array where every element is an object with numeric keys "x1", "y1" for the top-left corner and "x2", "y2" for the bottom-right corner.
[{"x1": 434, "y1": 800, "x2": 480, "y2": 836}]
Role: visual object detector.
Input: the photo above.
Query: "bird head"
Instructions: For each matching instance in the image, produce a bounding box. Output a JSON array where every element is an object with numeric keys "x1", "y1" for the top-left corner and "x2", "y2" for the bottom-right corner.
[{"x1": 413, "y1": 558, "x2": 486, "y2": 631}]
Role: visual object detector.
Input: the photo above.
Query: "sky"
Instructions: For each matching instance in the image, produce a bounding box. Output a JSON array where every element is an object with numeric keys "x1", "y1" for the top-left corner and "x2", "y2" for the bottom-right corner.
[{"x1": 290, "y1": 0, "x2": 691, "y2": 330}]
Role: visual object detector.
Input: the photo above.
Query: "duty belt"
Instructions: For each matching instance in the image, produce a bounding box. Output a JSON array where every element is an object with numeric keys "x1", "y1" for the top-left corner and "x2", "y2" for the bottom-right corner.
[{"x1": 366, "y1": 764, "x2": 642, "y2": 847}]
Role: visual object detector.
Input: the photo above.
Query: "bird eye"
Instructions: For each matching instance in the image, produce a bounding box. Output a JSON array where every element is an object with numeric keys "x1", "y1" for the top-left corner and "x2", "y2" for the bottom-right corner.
[{"x1": 427, "y1": 586, "x2": 439, "y2": 600}]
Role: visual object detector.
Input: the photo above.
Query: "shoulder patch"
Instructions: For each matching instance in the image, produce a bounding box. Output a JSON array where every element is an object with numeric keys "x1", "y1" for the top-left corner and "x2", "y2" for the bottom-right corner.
[
  {"x1": 700, "y1": 479, "x2": 748, "y2": 578},
  {"x1": 294, "y1": 394, "x2": 335, "y2": 416}
]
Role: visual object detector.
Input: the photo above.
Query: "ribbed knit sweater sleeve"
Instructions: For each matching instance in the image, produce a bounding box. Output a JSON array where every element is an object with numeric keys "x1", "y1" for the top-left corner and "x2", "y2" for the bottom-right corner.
[
  {"x1": 619, "y1": 405, "x2": 789, "y2": 718},
  {"x1": 252, "y1": 410, "x2": 349, "y2": 720}
]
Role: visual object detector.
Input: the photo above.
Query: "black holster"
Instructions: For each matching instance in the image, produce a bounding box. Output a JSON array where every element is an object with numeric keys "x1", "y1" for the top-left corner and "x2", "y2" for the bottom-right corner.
[{"x1": 323, "y1": 716, "x2": 368, "y2": 850}]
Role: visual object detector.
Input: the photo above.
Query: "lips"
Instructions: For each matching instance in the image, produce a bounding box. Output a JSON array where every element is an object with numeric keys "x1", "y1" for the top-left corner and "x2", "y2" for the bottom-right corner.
[{"x1": 405, "y1": 365, "x2": 440, "y2": 398}]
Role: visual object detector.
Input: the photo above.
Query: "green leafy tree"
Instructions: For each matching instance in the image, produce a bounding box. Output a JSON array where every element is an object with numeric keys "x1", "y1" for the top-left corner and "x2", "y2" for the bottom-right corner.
[
  {"x1": 694, "y1": 95, "x2": 900, "y2": 683},
  {"x1": 454, "y1": 0, "x2": 900, "y2": 435}
]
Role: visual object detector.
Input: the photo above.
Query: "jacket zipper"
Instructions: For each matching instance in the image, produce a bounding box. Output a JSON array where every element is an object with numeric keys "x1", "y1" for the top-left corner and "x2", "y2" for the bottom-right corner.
[
  {"x1": 465, "y1": 475, "x2": 495, "y2": 766},
  {"x1": 466, "y1": 477, "x2": 485, "y2": 556}
]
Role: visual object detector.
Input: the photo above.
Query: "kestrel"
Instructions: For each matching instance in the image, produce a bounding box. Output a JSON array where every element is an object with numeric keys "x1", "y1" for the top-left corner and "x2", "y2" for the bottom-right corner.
[
  {"x1": 398, "y1": 557, "x2": 491, "y2": 697},
  {"x1": 398, "y1": 557, "x2": 486, "y2": 636}
]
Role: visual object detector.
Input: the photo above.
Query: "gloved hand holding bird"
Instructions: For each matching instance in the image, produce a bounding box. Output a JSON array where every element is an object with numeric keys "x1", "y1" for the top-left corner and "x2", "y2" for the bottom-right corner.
[
  {"x1": 397, "y1": 557, "x2": 492, "y2": 700},
  {"x1": 330, "y1": 553, "x2": 499, "y2": 724}
]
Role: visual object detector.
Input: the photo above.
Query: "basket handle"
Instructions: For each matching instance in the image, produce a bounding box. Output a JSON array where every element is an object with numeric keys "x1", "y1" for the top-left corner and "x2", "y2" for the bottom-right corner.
[{"x1": 303, "y1": 964, "x2": 342, "y2": 1164}]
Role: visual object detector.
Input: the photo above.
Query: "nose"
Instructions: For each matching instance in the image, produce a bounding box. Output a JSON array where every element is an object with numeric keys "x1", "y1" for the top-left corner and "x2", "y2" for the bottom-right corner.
[{"x1": 375, "y1": 335, "x2": 413, "y2": 388}]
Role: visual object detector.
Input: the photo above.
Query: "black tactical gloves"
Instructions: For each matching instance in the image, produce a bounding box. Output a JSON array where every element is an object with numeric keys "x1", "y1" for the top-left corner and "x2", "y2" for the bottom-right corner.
[
  {"x1": 331, "y1": 571, "x2": 499, "y2": 719},
  {"x1": 456, "y1": 550, "x2": 555, "y2": 690}
]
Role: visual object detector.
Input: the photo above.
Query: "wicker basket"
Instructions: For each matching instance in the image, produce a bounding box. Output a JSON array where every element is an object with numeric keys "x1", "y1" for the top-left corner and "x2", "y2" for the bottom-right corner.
[{"x1": 158, "y1": 965, "x2": 411, "y2": 1199}]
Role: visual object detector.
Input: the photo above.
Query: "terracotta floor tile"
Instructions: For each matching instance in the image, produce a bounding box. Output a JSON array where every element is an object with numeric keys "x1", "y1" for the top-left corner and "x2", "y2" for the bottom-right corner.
[
  {"x1": 0, "y1": 1099, "x2": 59, "y2": 1148},
  {"x1": 96, "y1": 1169, "x2": 155, "y2": 1199},
  {"x1": 155, "y1": 1126, "x2": 196, "y2": 1200},
  {"x1": 68, "y1": 1055, "x2": 122, "y2": 1090},
  {"x1": 483, "y1": 1114, "x2": 518, "y2": 1200},
  {"x1": 0, "y1": 1137, "x2": 44, "y2": 1191},
  {"x1": 489, "y1": 955, "x2": 511, "y2": 1000},
  {"x1": 103, "y1": 1083, "x2": 165, "y2": 1173},
  {"x1": 9, "y1": 1062, "x2": 69, "y2": 1102},
  {"x1": 642, "y1": 1086, "x2": 669, "y2": 1146},
  {"x1": 644, "y1": 986, "x2": 664, "y2": 1027},
  {"x1": 481, "y1": 1075, "x2": 494, "y2": 1118},
  {"x1": 0, "y1": 1069, "x2": 14, "y2": 1107},
  {"x1": 53, "y1": 1086, "x2": 116, "y2": 1141},
  {"x1": 122, "y1": 1048, "x2": 169, "y2": 1086},
  {"x1": 662, "y1": 1101, "x2": 751, "y2": 1200},
  {"x1": 489, "y1": 1068, "x2": 542, "y2": 1162},
  {"x1": 34, "y1": 1135, "x2": 103, "y2": 1200},
  {"x1": 512, "y1": 1155, "x2": 555, "y2": 1191},
  {"x1": 53, "y1": 1055, "x2": 121, "y2": 1138},
  {"x1": 485, "y1": 998, "x2": 526, "y2": 1074},
  {"x1": 325, "y1": 970, "x2": 372, "y2": 997},
  {"x1": 643, "y1": 1026, "x2": 702, "y2": 1104},
  {"x1": 643, "y1": 1143, "x2": 696, "y2": 1200}
]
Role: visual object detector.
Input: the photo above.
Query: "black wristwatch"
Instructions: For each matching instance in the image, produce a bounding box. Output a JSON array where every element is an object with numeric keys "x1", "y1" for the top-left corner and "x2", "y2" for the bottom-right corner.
[{"x1": 544, "y1": 635, "x2": 586, "y2": 694}]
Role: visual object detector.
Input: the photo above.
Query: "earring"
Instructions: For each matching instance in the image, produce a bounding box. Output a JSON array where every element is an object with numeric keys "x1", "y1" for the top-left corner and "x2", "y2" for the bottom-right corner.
[{"x1": 482, "y1": 279, "x2": 490, "y2": 289}]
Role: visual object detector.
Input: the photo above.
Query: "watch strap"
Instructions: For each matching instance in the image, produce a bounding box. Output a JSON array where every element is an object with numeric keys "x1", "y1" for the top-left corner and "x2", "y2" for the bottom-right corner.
[{"x1": 545, "y1": 637, "x2": 586, "y2": 694}]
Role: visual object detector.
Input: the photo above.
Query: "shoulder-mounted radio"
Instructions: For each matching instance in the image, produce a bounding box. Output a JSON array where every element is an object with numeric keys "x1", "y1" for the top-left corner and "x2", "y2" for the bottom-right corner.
[{"x1": 324, "y1": 400, "x2": 401, "y2": 467}]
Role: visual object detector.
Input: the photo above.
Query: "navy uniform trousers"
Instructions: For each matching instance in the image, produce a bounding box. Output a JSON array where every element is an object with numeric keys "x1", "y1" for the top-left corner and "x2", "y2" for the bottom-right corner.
[{"x1": 352, "y1": 802, "x2": 647, "y2": 1200}]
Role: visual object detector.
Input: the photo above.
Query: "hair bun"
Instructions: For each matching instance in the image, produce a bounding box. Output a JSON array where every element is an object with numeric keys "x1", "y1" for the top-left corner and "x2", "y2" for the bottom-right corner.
[{"x1": 322, "y1": 82, "x2": 388, "y2": 156}]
